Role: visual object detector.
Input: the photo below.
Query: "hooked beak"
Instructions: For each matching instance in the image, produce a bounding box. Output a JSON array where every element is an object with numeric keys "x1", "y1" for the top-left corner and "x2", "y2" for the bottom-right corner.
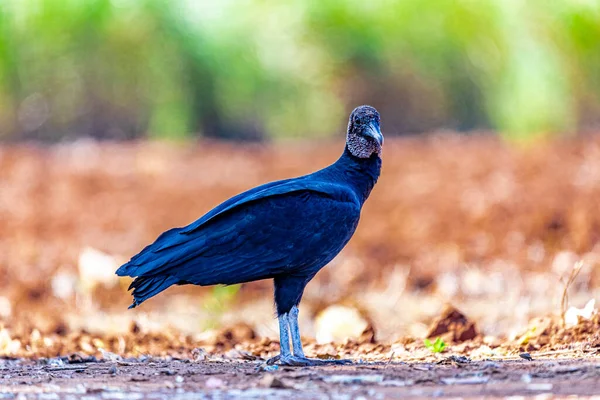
[{"x1": 366, "y1": 122, "x2": 384, "y2": 146}]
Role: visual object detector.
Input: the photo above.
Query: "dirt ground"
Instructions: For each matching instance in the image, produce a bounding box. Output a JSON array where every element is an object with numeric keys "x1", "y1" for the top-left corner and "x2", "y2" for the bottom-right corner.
[
  {"x1": 1, "y1": 135, "x2": 600, "y2": 398},
  {"x1": 1, "y1": 356, "x2": 600, "y2": 399}
]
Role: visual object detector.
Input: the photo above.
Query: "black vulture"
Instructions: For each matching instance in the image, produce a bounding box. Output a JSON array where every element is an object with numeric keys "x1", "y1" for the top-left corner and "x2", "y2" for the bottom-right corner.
[{"x1": 116, "y1": 105, "x2": 384, "y2": 366}]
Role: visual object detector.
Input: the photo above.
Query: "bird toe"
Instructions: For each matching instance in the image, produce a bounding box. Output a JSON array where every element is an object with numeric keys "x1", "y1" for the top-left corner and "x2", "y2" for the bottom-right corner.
[
  {"x1": 266, "y1": 355, "x2": 280, "y2": 365},
  {"x1": 274, "y1": 355, "x2": 352, "y2": 367}
]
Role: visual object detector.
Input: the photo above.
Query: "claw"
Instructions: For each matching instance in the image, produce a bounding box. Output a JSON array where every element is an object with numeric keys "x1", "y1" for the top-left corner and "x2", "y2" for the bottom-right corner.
[{"x1": 266, "y1": 355, "x2": 280, "y2": 365}]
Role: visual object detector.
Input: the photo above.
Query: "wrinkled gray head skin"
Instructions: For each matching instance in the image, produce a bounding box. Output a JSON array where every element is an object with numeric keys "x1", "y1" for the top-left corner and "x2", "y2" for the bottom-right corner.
[{"x1": 346, "y1": 105, "x2": 384, "y2": 158}]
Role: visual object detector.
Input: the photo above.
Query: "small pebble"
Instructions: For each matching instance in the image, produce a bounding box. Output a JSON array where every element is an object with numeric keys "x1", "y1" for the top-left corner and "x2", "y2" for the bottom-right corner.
[
  {"x1": 519, "y1": 352, "x2": 533, "y2": 361},
  {"x1": 205, "y1": 377, "x2": 224, "y2": 389},
  {"x1": 521, "y1": 373, "x2": 532, "y2": 383},
  {"x1": 260, "y1": 374, "x2": 287, "y2": 388},
  {"x1": 256, "y1": 363, "x2": 279, "y2": 372}
]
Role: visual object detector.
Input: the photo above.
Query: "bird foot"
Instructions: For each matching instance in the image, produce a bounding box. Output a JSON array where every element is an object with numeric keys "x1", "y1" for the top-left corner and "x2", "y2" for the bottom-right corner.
[{"x1": 266, "y1": 354, "x2": 352, "y2": 367}]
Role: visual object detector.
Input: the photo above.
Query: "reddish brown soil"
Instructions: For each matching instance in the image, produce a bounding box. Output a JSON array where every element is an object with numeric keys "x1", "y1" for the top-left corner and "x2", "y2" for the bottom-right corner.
[
  {"x1": 1, "y1": 135, "x2": 599, "y2": 314},
  {"x1": 1, "y1": 135, "x2": 600, "y2": 397}
]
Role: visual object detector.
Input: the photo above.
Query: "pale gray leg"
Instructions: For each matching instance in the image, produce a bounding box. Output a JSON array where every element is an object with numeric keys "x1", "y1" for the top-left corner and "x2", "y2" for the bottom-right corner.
[
  {"x1": 288, "y1": 305, "x2": 305, "y2": 357},
  {"x1": 267, "y1": 314, "x2": 291, "y2": 364},
  {"x1": 278, "y1": 313, "x2": 292, "y2": 358}
]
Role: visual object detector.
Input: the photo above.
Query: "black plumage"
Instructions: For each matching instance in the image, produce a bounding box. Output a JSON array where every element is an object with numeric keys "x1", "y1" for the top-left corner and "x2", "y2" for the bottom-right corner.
[{"x1": 116, "y1": 105, "x2": 384, "y2": 366}]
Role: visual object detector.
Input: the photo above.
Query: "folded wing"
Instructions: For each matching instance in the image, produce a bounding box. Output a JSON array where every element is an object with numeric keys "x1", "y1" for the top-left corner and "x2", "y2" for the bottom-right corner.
[{"x1": 116, "y1": 180, "x2": 360, "y2": 306}]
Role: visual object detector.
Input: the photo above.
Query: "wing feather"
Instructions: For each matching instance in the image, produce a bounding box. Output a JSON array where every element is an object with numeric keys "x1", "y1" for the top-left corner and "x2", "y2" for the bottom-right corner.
[{"x1": 116, "y1": 182, "x2": 361, "y2": 286}]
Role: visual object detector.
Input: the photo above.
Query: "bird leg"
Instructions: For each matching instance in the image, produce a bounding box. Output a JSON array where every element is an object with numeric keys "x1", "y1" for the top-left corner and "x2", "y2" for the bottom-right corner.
[
  {"x1": 266, "y1": 313, "x2": 292, "y2": 365},
  {"x1": 288, "y1": 305, "x2": 305, "y2": 358},
  {"x1": 267, "y1": 306, "x2": 352, "y2": 367}
]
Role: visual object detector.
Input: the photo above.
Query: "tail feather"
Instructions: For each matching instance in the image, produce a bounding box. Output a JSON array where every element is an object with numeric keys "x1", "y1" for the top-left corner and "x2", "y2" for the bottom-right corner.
[{"x1": 127, "y1": 275, "x2": 180, "y2": 309}]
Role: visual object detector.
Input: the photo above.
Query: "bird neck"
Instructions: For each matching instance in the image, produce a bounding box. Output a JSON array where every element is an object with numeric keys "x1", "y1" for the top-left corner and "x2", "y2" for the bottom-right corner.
[{"x1": 330, "y1": 146, "x2": 381, "y2": 204}]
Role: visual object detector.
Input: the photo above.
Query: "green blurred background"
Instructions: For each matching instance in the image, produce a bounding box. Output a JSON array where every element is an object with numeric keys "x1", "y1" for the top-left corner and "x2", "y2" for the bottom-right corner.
[{"x1": 0, "y1": 0, "x2": 599, "y2": 142}]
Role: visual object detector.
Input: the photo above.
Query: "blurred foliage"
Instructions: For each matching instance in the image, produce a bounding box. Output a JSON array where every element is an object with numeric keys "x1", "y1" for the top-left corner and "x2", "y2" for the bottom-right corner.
[
  {"x1": 201, "y1": 285, "x2": 241, "y2": 329},
  {"x1": 424, "y1": 337, "x2": 446, "y2": 353},
  {"x1": 0, "y1": 0, "x2": 599, "y2": 141}
]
